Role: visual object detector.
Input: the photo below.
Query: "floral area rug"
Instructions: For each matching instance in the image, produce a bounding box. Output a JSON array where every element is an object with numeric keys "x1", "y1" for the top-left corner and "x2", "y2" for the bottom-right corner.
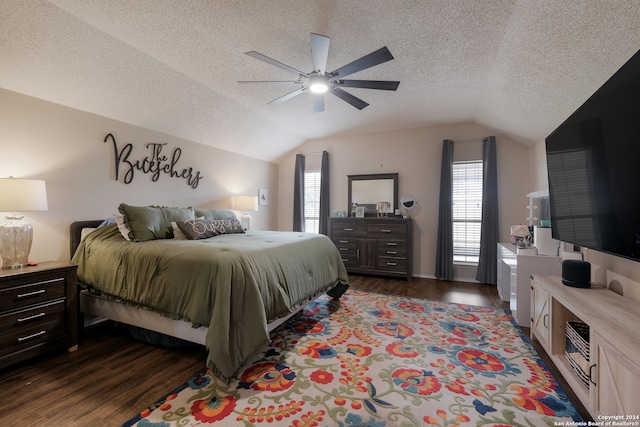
[{"x1": 122, "y1": 290, "x2": 583, "y2": 426}]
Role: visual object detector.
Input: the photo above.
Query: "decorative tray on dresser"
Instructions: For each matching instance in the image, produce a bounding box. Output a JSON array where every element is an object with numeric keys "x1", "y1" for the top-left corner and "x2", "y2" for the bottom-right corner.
[
  {"x1": 0, "y1": 261, "x2": 78, "y2": 369},
  {"x1": 327, "y1": 217, "x2": 413, "y2": 280}
]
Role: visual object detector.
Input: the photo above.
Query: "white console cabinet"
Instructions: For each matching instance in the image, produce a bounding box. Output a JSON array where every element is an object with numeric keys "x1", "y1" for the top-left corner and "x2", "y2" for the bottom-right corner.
[
  {"x1": 497, "y1": 243, "x2": 561, "y2": 327},
  {"x1": 530, "y1": 274, "x2": 640, "y2": 418}
]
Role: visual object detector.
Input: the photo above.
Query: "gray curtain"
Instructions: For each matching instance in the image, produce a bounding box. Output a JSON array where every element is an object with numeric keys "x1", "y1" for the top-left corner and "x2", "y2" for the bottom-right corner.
[
  {"x1": 476, "y1": 136, "x2": 499, "y2": 284},
  {"x1": 435, "y1": 140, "x2": 455, "y2": 280},
  {"x1": 318, "y1": 151, "x2": 330, "y2": 235},
  {"x1": 293, "y1": 154, "x2": 305, "y2": 232}
]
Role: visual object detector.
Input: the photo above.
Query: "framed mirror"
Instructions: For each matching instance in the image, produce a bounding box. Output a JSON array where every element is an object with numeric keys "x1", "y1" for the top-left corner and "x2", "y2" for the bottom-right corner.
[{"x1": 348, "y1": 173, "x2": 398, "y2": 217}]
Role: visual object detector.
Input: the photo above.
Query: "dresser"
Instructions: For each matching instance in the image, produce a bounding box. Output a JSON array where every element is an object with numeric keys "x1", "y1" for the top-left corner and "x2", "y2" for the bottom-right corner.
[
  {"x1": 328, "y1": 217, "x2": 413, "y2": 280},
  {"x1": 0, "y1": 262, "x2": 78, "y2": 369}
]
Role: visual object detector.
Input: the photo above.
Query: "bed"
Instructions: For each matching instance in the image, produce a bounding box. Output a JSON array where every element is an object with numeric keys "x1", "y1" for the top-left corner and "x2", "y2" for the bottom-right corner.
[{"x1": 70, "y1": 206, "x2": 349, "y2": 382}]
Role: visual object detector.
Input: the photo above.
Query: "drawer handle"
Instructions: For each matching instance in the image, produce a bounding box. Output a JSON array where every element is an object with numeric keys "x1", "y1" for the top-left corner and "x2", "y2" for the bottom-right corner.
[
  {"x1": 543, "y1": 314, "x2": 548, "y2": 328},
  {"x1": 381, "y1": 229, "x2": 392, "y2": 233},
  {"x1": 17, "y1": 312, "x2": 46, "y2": 324},
  {"x1": 387, "y1": 262, "x2": 398, "y2": 266},
  {"x1": 17, "y1": 289, "x2": 46, "y2": 300},
  {"x1": 343, "y1": 228, "x2": 354, "y2": 231},
  {"x1": 339, "y1": 248, "x2": 349, "y2": 251},
  {"x1": 338, "y1": 240, "x2": 349, "y2": 243},
  {"x1": 589, "y1": 364, "x2": 597, "y2": 386},
  {"x1": 386, "y1": 251, "x2": 398, "y2": 255},
  {"x1": 17, "y1": 330, "x2": 46, "y2": 343},
  {"x1": 386, "y1": 242, "x2": 398, "y2": 246}
]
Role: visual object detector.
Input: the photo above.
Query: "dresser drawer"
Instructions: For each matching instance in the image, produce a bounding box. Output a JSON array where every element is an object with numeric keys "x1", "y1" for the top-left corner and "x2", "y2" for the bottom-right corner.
[
  {"x1": 0, "y1": 300, "x2": 66, "y2": 356},
  {"x1": 367, "y1": 223, "x2": 407, "y2": 239},
  {"x1": 331, "y1": 221, "x2": 367, "y2": 237},
  {"x1": 377, "y1": 258, "x2": 407, "y2": 273},
  {"x1": 0, "y1": 277, "x2": 66, "y2": 312},
  {"x1": 339, "y1": 256, "x2": 358, "y2": 268},
  {"x1": 378, "y1": 240, "x2": 407, "y2": 258},
  {"x1": 332, "y1": 239, "x2": 357, "y2": 254}
]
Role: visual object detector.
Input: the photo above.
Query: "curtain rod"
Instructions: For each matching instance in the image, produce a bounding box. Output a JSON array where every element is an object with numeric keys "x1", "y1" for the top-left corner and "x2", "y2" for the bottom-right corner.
[
  {"x1": 451, "y1": 136, "x2": 494, "y2": 143},
  {"x1": 300, "y1": 150, "x2": 326, "y2": 156},
  {"x1": 451, "y1": 138, "x2": 485, "y2": 143}
]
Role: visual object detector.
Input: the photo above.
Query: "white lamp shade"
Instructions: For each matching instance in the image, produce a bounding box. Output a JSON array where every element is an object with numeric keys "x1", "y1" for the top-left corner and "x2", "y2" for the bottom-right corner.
[
  {"x1": 0, "y1": 178, "x2": 48, "y2": 211},
  {"x1": 234, "y1": 195, "x2": 258, "y2": 212}
]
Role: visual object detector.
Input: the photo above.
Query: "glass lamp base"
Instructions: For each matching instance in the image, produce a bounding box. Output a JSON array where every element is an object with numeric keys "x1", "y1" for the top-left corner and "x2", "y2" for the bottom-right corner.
[
  {"x1": 240, "y1": 213, "x2": 252, "y2": 231},
  {"x1": 0, "y1": 215, "x2": 33, "y2": 269}
]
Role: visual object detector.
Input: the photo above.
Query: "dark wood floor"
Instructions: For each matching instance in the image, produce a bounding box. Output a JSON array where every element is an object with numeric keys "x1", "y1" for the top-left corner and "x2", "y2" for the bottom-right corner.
[{"x1": 0, "y1": 275, "x2": 588, "y2": 426}]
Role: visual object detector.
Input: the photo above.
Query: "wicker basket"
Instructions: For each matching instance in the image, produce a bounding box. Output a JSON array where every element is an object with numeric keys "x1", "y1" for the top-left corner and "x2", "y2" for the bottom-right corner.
[{"x1": 565, "y1": 320, "x2": 590, "y2": 386}]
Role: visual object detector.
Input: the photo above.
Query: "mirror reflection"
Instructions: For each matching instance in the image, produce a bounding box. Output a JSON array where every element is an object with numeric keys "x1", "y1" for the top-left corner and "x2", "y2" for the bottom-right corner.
[{"x1": 348, "y1": 173, "x2": 398, "y2": 217}]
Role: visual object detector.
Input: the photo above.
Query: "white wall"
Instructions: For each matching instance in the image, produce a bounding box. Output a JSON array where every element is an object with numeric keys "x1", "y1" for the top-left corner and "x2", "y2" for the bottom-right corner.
[
  {"x1": 0, "y1": 89, "x2": 278, "y2": 265},
  {"x1": 277, "y1": 123, "x2": 531, "y2": 280}
]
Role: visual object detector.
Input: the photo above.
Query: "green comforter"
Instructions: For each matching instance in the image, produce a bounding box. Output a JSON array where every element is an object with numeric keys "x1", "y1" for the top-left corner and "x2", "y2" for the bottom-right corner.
[{"x1": 72, "y1": 224, "x2": 348, "y2": 381}]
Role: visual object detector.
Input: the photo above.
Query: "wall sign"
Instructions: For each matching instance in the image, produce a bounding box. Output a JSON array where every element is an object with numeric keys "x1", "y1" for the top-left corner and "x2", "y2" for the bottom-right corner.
[{"x1": 104, "y1": 133, "x2": 204, "y2": 189}]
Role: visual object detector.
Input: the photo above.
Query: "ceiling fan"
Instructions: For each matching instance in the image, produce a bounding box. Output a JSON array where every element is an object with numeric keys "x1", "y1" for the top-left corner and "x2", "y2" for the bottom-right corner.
[{"x1": 239, "y1": 33, "x2": 400, "y2": 112}]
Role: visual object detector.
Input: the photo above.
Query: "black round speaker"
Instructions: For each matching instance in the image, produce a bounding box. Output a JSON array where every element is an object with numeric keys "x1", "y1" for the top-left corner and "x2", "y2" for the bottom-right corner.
[{"x1": 561, "y1": 260, "x2": 591, "y2": 288}]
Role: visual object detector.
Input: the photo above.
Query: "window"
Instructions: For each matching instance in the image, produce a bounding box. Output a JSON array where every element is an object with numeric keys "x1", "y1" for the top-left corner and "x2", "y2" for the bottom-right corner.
[
  {"x1": 452, "y1": 161, "x2": 483, "y2": 264},
  {"x1": 304, "y1": 171, "x2": 321, "y2": 233}
]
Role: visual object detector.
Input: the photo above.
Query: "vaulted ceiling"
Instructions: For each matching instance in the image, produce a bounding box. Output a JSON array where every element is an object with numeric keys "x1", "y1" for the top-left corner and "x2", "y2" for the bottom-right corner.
[{"x1": 2, "y1": 1, "x2": 639, "y2": 162}]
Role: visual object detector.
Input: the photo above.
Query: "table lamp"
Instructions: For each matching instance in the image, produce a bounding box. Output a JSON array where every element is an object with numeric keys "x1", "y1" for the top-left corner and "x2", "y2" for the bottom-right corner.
[
  {"x1": 0, "y1": 178, "x2": 48, "y2": 269},
  {"x1": 234, "y1": 195, "x2": 258, "y2": 231}
]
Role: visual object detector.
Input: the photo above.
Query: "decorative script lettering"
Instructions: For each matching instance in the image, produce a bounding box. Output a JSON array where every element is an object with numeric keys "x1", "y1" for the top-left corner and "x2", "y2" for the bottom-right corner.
[{"x1": 104, "y1": 133, "x2": 204, "y2": 189}]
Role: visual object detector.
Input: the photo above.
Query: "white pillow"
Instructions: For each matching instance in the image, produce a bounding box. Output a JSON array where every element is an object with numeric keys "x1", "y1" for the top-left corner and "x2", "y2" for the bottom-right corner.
[
  {"x1": 114, "y1": 213, "x2": 132, "y2": 241},
  {"x1": 171, "y1": 221, "x2": 187, "y2": 240},
  {"x1": 80, "y1": 227, "x2": 98, "y2": 242}
]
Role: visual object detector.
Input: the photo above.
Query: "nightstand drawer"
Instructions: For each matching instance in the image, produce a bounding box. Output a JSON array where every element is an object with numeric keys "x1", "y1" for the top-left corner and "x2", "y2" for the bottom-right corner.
[
  {"x1": 0, "y1": 277, "x2": 66, "y2": 312},
  {"x1": 0, "y1": 262, "x2": 78, "y2": 369},
  {"x1": 0, "y1": 300, "x2": 66, "y2": 356}
]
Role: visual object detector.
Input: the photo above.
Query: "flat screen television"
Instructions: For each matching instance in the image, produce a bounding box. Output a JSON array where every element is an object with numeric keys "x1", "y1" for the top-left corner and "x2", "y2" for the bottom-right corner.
[{"x1": 545, "y1": 48, "x2": 640, "y2": 262}]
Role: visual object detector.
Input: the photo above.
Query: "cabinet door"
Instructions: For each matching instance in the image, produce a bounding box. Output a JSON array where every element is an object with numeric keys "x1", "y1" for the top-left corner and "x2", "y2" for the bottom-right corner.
[
  {"x1": 591, "y1": 331, "x2": 640, "y2": 416},
  {"x1": 530, "y1": 282, "x2": 550, "y2": 351},
  {"x1": 357, "y1": 240, "x2": 377, "y2": 269}
]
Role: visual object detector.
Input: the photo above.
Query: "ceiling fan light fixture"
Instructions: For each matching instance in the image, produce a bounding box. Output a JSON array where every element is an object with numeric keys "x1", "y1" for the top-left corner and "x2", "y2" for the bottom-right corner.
[
  {"x1": 241, "y1": 33, "x2": 399, "y2": 111},
  {"x1": 309, "y1": 75, "x2": 328, "y2": 93}
]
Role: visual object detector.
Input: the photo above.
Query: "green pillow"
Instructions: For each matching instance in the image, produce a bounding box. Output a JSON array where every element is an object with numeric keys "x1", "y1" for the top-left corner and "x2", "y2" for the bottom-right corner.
[
  {"x1": 118, "y1": 204, "x2": 196, "y2": 241},
  {"x1": 195, "y1": 209, "x2": 239, "y2": 220}
]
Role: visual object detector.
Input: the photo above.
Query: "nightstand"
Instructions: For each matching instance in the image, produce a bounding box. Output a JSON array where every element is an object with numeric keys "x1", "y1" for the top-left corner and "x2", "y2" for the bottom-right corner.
[{"x1": 0, "y1": 262, "x2": 78, "y2": 369}]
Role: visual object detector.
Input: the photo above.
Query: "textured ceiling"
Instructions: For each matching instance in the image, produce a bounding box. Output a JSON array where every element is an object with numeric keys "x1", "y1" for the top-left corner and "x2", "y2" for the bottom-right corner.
[{"x1": 1, "y1": 1, "x2": 639, "y2": 162}]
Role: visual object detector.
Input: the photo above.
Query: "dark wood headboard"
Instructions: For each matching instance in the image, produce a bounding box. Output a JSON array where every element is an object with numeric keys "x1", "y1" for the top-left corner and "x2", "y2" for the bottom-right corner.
[{"x1": 70, "y1": 220, "x2": 104, "y2": 259}]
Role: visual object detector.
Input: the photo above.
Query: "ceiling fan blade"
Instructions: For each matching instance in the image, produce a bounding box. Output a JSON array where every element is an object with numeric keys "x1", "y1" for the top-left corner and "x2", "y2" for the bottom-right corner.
[
  {"x1": 245, "y1": 51, "x2": 309, "y2": 78},
  {"x1": 311, "y1": 33, "x2": 330, "y2": 75},
  {"x1": 330, "y1": 46, "x2": 395, "y2": 79},
  {"x1": 238, "y1": 80, "x2": 303, "y2": 84},
  {"x1": 334, "y1": 79, "x2": 400, "y2": 91},
  {"x1": 238, "y1": 80, "x2": 302, "y2": 85},
  {"x1": 313, "y1": 93, "x2": 324, "y2": 112},
  {"x1": 330, "y1": 87, "x2": 369, "y2": 110},
  {"x1": 268, "y1": 87, "x2": 307, "y2": 105}
]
